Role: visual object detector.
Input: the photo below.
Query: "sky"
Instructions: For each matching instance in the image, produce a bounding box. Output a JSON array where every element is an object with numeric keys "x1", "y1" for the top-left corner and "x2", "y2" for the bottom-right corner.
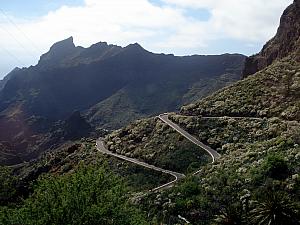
[{"x1": 0, "y1": 0, "x2": 293, "y2": 79}]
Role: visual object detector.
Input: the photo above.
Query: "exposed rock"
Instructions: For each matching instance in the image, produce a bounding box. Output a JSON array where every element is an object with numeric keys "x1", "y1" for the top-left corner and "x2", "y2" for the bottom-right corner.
[
  {"x1": 243, "y1": 0, "x2": 300, "y2": 77},
  {"x1": 38, "y1": 37, "x2": 81, "y2": 68}
]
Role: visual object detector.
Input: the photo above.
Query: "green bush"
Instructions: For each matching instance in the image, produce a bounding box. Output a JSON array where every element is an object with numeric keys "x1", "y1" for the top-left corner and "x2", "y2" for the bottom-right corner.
[
  {"x1": 262, "y1": 153, "x2": 289, "y2": 180},
  {"x1": 0, "y1": 166, "x2": 16, "y2": 205},
  {"x1": 0, "y1": 165, "x2": 148, "y2": 225}
]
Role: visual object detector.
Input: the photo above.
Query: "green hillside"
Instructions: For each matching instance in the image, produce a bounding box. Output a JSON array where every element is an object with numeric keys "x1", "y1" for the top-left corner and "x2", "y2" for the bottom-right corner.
[
  {"x1": 105, "y1": 57, "x2": 300, "y2": 224},
  {"x1": 181, "y1": 58, "x2": 300, "y2": 120}
]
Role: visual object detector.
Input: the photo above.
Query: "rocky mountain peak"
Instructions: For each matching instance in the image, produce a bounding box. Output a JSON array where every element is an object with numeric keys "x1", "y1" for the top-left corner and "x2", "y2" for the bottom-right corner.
[
  {"x1": 90, "y1": 41, "x2": 108, "y2": 48},
  {"x1": 38, "y1": 36, "x2": 80, "y2": 67},
  {"x1": 50, "y1": 36, "x2": 75, "y2": 51},
  {"x1": 124, "y1": 43, "x2": 146, "y2": 53},
  {"x1": 243, "y1": 0, "x2": 300, "y2": 77},
  {"x1": 87, "y1": 41, "x2": 121, "y2": 54}
]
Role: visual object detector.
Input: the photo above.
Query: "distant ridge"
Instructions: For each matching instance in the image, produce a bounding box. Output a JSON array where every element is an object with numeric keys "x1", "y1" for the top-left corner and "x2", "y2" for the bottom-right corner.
[{"x1": 0, "y1": 37, "x2": 245, "y2": 165}]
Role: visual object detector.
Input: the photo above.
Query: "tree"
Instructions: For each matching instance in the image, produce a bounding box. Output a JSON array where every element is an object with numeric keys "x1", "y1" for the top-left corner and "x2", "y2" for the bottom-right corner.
[{"x1": 250, "y1": 191, "x2": 300, "y2": 225}]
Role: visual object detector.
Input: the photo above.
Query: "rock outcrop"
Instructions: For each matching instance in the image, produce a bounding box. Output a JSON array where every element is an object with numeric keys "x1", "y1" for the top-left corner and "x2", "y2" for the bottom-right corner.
[{"x1": 243, "y1": 0, "x2": 300, "y2": 77}]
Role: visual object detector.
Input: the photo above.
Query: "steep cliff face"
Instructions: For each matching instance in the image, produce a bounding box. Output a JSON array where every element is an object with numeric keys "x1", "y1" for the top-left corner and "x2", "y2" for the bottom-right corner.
[{"x1": 243, "y1": 0, "x2": 300, "y2": 77}]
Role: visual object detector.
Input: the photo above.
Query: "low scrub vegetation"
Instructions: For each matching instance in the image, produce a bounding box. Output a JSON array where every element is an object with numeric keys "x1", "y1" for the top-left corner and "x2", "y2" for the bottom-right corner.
[{"x1": 105, "y1": 118, "x2": 210, "y2": 174}]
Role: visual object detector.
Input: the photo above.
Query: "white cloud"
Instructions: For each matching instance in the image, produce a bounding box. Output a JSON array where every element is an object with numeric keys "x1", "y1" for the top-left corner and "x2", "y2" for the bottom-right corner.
[
  {"x1": 163, "y1": 0, "x2": 292, "y2": 41},
  {"x1": 0, "y1": 0, "x2": 293, "y2": 78}
]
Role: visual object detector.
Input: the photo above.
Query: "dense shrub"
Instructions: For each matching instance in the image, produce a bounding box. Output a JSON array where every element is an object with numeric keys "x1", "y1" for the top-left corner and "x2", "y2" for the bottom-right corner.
[
  {"x1": 262, "y1": 153, "x2": 289, "y2": 180},
  {"x1": 0, "y1": 166, "x2": 16, "y2": 205},
  {"x1": 0, "y1": 165, "x2": 148, "y2": 225}
]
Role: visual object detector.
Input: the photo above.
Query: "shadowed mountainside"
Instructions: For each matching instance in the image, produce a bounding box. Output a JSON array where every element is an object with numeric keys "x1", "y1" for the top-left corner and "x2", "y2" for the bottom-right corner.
[{"x1": 0, "y1": 38, "x2": 245, "y2": 165}]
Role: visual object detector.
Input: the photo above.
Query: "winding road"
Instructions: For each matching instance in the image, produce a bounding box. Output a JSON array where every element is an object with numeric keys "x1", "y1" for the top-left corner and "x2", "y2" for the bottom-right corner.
[
  {"x1": 96, "y1": 138, "x2": 185, "y2": 191},
  {"x1": 96, "y1": 113, "x2": 223, "y2": 191},
  {"x1": 158, "y1": 114, "x2": 221, "y2": 164},
  {"x1": 96, "y1": 113, "x2": 222, "y2": 223},
  {"x1": 95, "y1": 113, "x2": 266, "y2": 223}
]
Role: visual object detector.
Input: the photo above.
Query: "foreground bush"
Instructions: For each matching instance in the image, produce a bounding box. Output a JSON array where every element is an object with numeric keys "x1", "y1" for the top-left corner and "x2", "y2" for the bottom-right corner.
[{"x1": 0, "y1": 165, "x2": 148, "y2": 225}]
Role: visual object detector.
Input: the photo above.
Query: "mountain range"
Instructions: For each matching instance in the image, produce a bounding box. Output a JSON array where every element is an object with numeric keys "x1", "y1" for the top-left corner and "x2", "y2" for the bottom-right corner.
[{"x1": 0, "y1": 37, "x2": 245, "y2": 165}]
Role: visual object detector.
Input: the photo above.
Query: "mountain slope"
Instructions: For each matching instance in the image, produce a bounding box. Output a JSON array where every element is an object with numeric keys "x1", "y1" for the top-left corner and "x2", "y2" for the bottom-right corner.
[
  {"x1": 102, "y1": 57, "x2": 300, "y2": 222},
  {"x1": 86, "y1": 71, "x2": 239, "y2": 129},
  {"x1": 181, "y1": 57, "x2": 300, "y2": 120},
  {"x1": 0, "y1": 67, "x2": 21, "y2": 91},
  {"x1": 101, "y1": 1, "x2": 300, "y2": 223}
]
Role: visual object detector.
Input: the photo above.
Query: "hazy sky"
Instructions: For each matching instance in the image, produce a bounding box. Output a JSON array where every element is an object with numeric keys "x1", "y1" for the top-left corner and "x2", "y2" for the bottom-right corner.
[{"x1": 0, "y1": 0, "x2": 293, "y2": 79}]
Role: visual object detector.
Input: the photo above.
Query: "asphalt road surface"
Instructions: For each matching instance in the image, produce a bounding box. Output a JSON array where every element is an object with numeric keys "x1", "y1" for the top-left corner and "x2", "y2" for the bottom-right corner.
[
  {"x1": 96, "y1": 138, "x2": 185, "y2": 191},
  {"x1": 158, "y1": 114, "x2": 221, "y2": 165}
]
